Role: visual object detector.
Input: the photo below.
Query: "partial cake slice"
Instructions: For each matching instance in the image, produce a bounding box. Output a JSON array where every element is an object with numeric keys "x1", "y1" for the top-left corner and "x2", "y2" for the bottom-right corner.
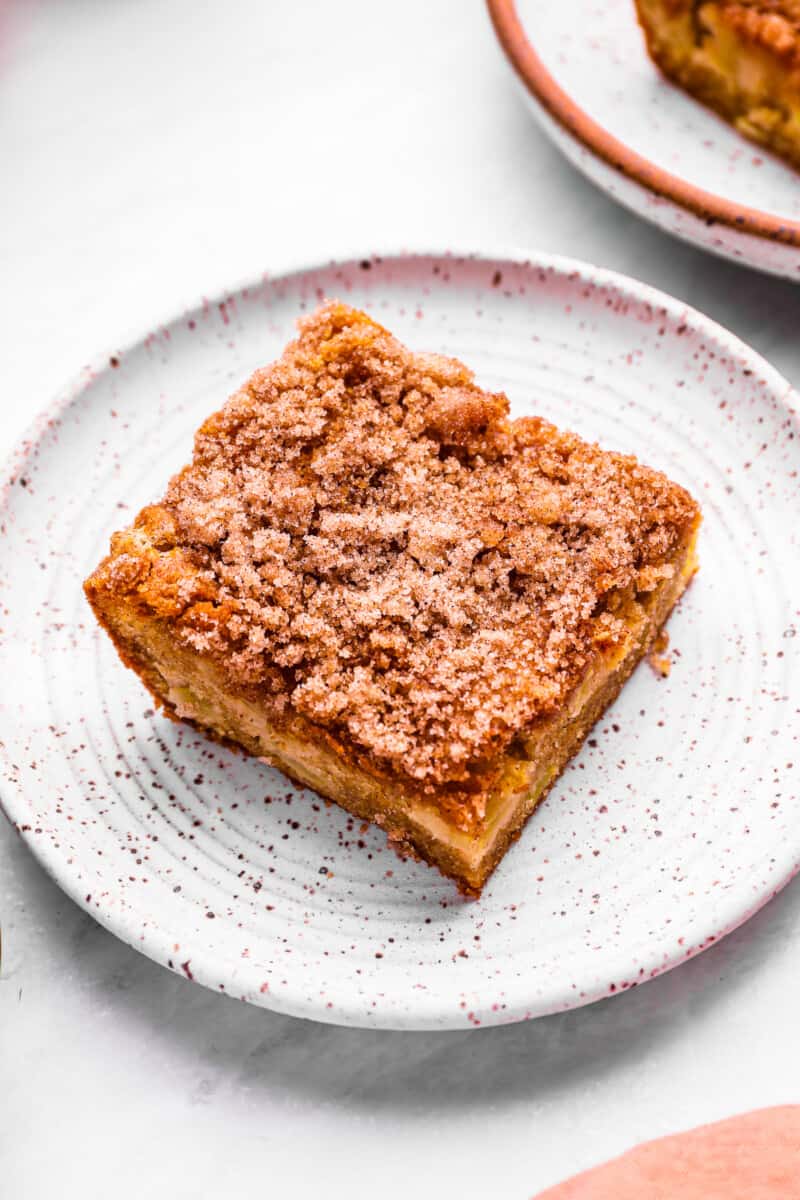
[
  {"x1": 84, "y1": 302, "x2": 700, "y2": 895},
  {"x1": 634, "y1": 0, "x2": 800, "y2": 169}
]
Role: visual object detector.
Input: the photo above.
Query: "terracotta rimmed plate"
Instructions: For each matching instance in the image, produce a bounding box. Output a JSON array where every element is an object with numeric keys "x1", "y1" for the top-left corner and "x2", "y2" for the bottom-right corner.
[
  {"x1": 488, "y1": 0, "x2": 800, "y2": 278},
  {"x1": 1, "y1": 249, "x2": 799, "y2": 1030}
]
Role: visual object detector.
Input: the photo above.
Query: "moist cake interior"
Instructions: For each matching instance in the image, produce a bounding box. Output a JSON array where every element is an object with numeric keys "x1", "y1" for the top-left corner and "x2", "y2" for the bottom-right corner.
[{"x1": 635, "y1": 0, "x2": 800, "y2": 169}]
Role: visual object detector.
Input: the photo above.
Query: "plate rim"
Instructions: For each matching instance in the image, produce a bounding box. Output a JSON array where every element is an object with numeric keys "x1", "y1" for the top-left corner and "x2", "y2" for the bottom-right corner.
[
  {"x1": 487, "y1": 0, "x2": 800, "y2": 249},
  {"x1": 1, "y1": 245, "x2": 799, "y2": 1030}
]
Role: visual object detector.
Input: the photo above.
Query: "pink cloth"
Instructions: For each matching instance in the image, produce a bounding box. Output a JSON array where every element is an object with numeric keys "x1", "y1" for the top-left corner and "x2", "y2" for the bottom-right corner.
[{"x1": 535, "y1": 1107, "x2": 800, "y2": 1198}]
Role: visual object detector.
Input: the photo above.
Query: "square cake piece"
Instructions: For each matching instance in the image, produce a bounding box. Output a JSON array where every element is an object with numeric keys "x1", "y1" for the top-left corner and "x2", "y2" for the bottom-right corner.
[
  {"x1": 85, "y1": 302, "x2": 700, "y2": 894},
  {"x1": 634, "y1": 0, "x2": 800, "y2": 170}
]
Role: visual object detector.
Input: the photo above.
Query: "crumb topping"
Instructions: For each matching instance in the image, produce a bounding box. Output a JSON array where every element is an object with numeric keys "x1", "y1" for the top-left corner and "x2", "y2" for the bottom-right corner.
[
  {"x1": 92, "y1": 302, "x2": 699, "y2": 798},
  {"x1": 711, "y1": 2, "x2": 800, "y2": 65}
]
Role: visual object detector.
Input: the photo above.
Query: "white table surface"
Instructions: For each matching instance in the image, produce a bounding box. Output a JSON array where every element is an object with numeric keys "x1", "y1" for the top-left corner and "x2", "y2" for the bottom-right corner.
[{"x1": 2, "y1": 2, "x2": 800, "y2": 1196}]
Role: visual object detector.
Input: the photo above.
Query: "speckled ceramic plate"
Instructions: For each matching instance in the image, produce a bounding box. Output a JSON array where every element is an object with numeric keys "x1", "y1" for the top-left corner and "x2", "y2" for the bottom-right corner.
[
  {"x1": 488, "y1": 0, "x2": 800, "y2": 278},
  {"x1": 1, "y1": 250, "x2": 799, "y2": 1030}
]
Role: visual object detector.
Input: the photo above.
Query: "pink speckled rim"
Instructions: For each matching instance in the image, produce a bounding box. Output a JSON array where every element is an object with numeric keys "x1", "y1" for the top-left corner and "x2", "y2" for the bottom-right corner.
[
  {"x1": 2, "y1": 246, "x2": 800, "y2": 1029},
  {"x1": 487, "y1": 0, "x2": 800, "y2": 249}
]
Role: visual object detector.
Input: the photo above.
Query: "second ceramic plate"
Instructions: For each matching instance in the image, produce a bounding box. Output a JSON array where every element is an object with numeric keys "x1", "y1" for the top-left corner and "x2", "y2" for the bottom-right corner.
[
  {"x1": 1, "y1": 250, "x2": 799, "y2": 1029},
  {"x1": 489, "y1": 0, "x2": 800, "y2": 278}
]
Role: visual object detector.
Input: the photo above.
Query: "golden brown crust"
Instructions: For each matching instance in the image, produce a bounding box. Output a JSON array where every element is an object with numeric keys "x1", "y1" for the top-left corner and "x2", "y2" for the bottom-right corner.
[
  {"x1": 635, "y1": 0, "x2": 800, "y2": 168},
  {"x1": 85, "y1": 301, "x2": 699, "y2": 823},
  {"x1": 640, "y1": 0, "x2": 800, "y2": 47}
]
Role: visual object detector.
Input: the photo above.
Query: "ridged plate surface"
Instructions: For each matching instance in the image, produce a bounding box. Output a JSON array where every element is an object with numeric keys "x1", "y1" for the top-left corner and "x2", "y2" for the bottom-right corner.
[{"x1": 1, "y1": 251, "x2": 799, "y2": 1028}]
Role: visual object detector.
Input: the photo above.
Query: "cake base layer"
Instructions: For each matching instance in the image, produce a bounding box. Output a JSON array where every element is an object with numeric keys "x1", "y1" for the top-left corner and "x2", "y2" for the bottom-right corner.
[
  {"x1": 87, "y1": 530, "x2": 698, "y2": 895},
  {"x1": 635, "y1": 0, "x2": 800, "y2": 170}
]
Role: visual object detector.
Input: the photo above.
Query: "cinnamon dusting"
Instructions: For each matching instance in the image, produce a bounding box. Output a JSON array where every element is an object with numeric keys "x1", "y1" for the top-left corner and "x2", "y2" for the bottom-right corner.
[{"x1": 86, "y1": 302, "x2": 700, "y2": 814}]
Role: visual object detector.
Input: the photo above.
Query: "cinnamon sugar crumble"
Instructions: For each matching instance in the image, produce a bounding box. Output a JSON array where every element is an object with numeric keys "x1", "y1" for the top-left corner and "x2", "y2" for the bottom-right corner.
[
  {"x1": 94, "y1": 302, "x2": 699, "y2": 796},
  {"x1": 721, "y1": 2, "x2": 800, "y2": 67}
]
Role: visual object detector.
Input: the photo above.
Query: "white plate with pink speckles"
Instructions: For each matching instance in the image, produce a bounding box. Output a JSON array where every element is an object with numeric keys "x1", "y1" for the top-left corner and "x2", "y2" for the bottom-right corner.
[
  {"x1": 1, "y1": 250, "x2": 799, "y2": 1030},
  {"x1": 488, "y1": 0, "x2": 800, "y2": 278}
]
